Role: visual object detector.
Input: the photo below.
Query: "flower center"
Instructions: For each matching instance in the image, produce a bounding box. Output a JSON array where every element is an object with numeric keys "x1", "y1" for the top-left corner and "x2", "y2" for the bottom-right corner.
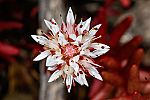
[{"x1": 62, "y1": 44, "x2": 78, "y2": 58}]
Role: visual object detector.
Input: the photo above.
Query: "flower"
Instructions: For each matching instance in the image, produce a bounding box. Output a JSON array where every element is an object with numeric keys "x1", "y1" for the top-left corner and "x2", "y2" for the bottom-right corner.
[{"x1": 31, "y1": 7, "x2": 110, "y2": 93}]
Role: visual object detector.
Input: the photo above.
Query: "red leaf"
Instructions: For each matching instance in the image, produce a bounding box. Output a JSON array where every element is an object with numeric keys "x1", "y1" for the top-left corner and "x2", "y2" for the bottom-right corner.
[
  {"x1": 0, "y1": 42, "x2": 20, "y2": 56},
  {"x1": 108, "y1": 16, "x2": 133, "y2": 48},
  {"x1": 118, "y1": 35, "x2": 143, "y2": 60},
  {"x1": 0, "y1": 21, "x2": 23, "y2": 31},
  {"x1": 30, "y1": 6, "x2": 38, "y2": 18}
]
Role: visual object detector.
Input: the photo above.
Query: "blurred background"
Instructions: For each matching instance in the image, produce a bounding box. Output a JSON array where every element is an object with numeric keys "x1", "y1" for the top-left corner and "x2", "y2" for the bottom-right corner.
[{"x1": 0, "y1": 0, "x2": 150, "y2": 100}]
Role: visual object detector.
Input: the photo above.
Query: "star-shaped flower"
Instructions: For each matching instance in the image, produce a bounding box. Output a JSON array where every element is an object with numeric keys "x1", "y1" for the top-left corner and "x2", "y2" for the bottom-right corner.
[{"x1": 31, "y1": 7, "x2": 110, "y2": 93}]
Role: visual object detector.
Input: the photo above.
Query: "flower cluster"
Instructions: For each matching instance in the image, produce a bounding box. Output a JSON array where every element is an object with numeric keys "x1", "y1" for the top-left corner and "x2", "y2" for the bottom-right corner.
[{"x1": 31, "y1": 7, "x2": 110, "y2": 92}]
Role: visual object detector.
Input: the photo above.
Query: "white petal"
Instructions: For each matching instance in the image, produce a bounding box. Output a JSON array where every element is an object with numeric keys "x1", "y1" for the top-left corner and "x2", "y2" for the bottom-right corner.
[
  {"x1": 82, "y1": 24, "x2": 101, "y2": 42},
  {"x1": 88, "y1": 43, "x2": 110, "y2": 58},
  {"x1": 81, "y1": 17, "x2": 91, "y2": 31},
  {"x1": 81, "y1": 44, "x2": 109, "y2": 58},
  {"x1": 44, "y1": 19, "x2": 59, "y2": 36},
  {"x1": 81, "y1": 73, "x2": 89, "y2": 86},
  {"x1": 47, "y1": 66, "x2": 57, "y2": 71},
  {"x1": 74, "y1": 73, "x2": 84, "y2": 85},
  {"x1": 73, "y1": 63, "x2": 79, "y2": 72},
  {"x1": 82, "y1": 34, "x2": 93, "y2": 43},
  {"x1": 80, "y1": 49, "x2": 96, "y2": 58},
  {"x1": 72, "y1": 55, "x2": 80, "y2": 62},
  {"x1": 46, "y1": 56, "x2": 57, "y2": 66},
  {"x1": 82, "y1": 57, "x2": 100, "y2": 67},
  {"x1": 49, "y1": 39, "x2": 59, "y2": 50},
  {"x1": 69, "y1": 55, "x2": 80, "y2": 72},
  {"x1": 66, "y1": 7, "x2": 75, "y2": 25},
  {"x1": 76, "y1": 35, "x2": 82, "y2": 42},
  {"x1": 87, "y1": 66, "x2": 103, "y2": 81},
  {"x1": 31, "y1": 35, "x2": 50, "y2": 46},
  {"x1": 66, "y1": 75, "x2": 73, "y2": 93},
  {"x1": 85, "y1": 50, "x2": 99, "y2": 58},
  {"x1": 69, "y1": 34, "x2": 76, "y2": 40},
  {"x1": 32, "y1": 35, "x2": 59, "y2": 49},
  {"x1": 91, "y1": 49, "x2": 109, "y2": 57},
  {"x1": 79, "y1": 60, "x2": 103, "y2": 81},
  {"x1": 74, "y1": 72, "x2": 88, "y2": 86},
  {"x1": 77, "y1": 18, "x2": 91, "y2": 34},
  {"x1": 90, "y1": 43, "x2": 110, "y2": 50},
  {"x1": 89, "y1": 24, "x2": 101, "y2": 37},
  {"x1": 58, "y1": 32, "x2": 68, "y2": 46},
  {"x1": 46, "y1": 55, "x2": 63, "y2": 66},
  {"x1": 33, "y1": 50, "x2": 50, "y2": 61},
  {"x1": 48, "y1": 70, "x2": 63, "y2": 82},
  {"x1": 69, "y1": 60, "x2": 79, "y2": 72},
  {"x1": 81, "y1": 40, "x2": 91, "y2": 50}
]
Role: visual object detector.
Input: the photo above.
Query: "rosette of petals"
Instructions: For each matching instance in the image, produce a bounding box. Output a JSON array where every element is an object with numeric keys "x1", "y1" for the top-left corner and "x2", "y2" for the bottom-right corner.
[{"x1": 31, "y1": 7, "x2": 110, "y2": 93}]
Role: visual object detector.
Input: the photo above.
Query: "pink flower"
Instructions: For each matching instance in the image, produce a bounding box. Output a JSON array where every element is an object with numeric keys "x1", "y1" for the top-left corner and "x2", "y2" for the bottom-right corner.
[{"x1": 31, "y1": 7, "x2": 110, "y2": 93}]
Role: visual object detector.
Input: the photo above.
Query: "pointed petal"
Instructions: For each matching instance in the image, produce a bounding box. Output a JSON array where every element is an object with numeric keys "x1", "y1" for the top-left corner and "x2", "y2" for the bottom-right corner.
[
  {"x1": 87, "y1": 66, "x2": 103, "y2": 81},
  {"x1": 74, "y1": 74, "x2": 84, "y2": 86},
  {"x1": 79, "y1": 60, "x2": 103, "y2": 81},
  {"x1": 58, "y1": 32, "x2": 68, "y2": 46},
  {"x1": 44, "y1": 19, "x2": 59, "y2": 36},
  {"x1": 46, "y1": 55, "x2": 63, "y2": 66},
  {"x1": 81, "y1": 43, "x2": 110, "y2": 58},
  {"x1": 66, "y1": 7, "x2": 75, "y2": 25},
  {"x1": 48, "y1": 70, "x2": 63, "y2": 82},
  {"x1": 47, "y1": 66, "x2": 57, "y2": 71},
  {"x1": 74, "y1": 71, "x2": 88, "y2": 86},
  {"x1": 31, "y1": 35, "x2": 50, "y2": 46},
  {"x1": 33, "y1": 50, "x2": 50, "y2": 61},
  {"x1": 81, "y1": 40, "x2": 91, "y2": 50},
  {"x1": 89, "y1": 24, "x2": 101, "y2": 37},
  {"x1": 91, "y1": 49, "x2": 110, "y2": 57},
  {"x1": 46, "y1": 56, "x2": 56, "y2": 66},
  {"x1": 76, "y1": 35, "x2": 82, "y2": 42},
  {"x1": 77, "y1": 18, "x2": 91, "y2": 34},
  {"x1": 69, "y1": 60, "x2": 79, "y2": 72},
  {"x1": 90, "y1": 43, "x2": 110, "y2": 50},
  {"x1": 89, "y1": 43, "x2": 110, "y2": 57},
  {"x1": 32, "y1": 35, "x2": 59, "y2": 49},
  {"x1": 81, "y1": 17, "x2": 91, "y2": 31},
  {"x1": 49, "y1": 39, "x2": 59, "y2": 50},
  {"x1": 80, "y1": 49, "x2": 97, "y2": 58},
  {"x1": 72, "y1": 55, "x2": 80, "y2": 62},
  {"x1": 66, "y1": 75, "x2": 73, "y2": 93},
  {"x1": 87, "y1": 67, "x2": 103, "y2": 81},
  {"x1": 64, "y1": 65, "x2": 74, "y2": 75},
  {"x1": 81, "y1": 73, "x2": 89, "y2": 86},
  {"x1": 83, "y1": 57, "x2": 100, "y2": 67}
]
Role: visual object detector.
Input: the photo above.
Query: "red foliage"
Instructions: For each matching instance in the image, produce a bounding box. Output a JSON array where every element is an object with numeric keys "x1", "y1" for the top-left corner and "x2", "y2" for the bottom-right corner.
[
  {"x1": 89, "y1": 0, "x2": 150, "y2": 99},
  {"x1": 0, "y1": 42, "x2": 20, "y2": 62},
  {"x1": 0, "y1": 21, "x2": 23, "y2": 31},
  {"x1": 0, "y1": 42, "x2": 20, "y2": 56}
]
